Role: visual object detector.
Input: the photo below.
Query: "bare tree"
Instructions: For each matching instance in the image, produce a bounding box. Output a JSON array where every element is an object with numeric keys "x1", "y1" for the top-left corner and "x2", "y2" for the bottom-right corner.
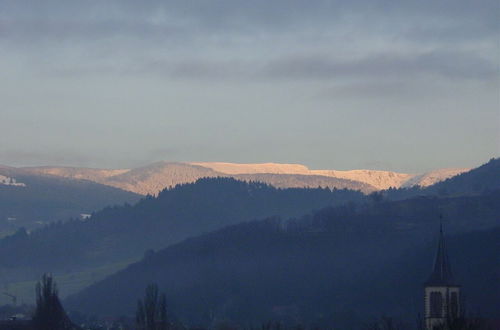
[{"x1": 136, "y1": 283, "x2": 168, "y2": 330}]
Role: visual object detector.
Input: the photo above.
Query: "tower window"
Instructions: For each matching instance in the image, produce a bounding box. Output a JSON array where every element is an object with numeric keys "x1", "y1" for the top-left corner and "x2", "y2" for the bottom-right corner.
[{"x1": 430, "y1": 291, "x2": 442, "y2": 317}]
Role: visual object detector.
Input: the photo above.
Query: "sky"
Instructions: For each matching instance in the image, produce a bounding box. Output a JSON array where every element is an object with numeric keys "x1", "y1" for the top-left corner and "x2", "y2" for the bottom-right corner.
[{"x1": 0, "y1": 0, "x2": 499, "y2": 173}]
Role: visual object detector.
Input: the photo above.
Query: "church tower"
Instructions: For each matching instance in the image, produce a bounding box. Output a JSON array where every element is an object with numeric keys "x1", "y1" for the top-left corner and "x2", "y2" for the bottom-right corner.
[{"x1": 424, "y1": 225, "x2": 461, "y2": 330}]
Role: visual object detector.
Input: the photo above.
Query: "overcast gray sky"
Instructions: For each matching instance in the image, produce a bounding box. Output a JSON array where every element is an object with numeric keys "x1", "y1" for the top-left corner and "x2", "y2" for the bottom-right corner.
[{"x1": 0, "y1": 0, "x2": 498, "y2": 172}]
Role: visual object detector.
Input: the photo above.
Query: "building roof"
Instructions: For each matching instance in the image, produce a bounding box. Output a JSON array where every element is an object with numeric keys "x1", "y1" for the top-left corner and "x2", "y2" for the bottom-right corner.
[{"x1": 425, "y1": 224, "x2": 458, "y2": 286}]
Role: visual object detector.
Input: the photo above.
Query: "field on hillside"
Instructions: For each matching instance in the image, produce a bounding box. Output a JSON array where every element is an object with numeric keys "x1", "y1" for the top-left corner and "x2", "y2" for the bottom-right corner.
[{"x1": 0, "y1": 259, "x2": 137, "y2": 306}]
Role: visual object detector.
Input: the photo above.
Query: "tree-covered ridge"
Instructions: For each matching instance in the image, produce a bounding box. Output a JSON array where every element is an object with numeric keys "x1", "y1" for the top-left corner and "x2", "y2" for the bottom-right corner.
[
  {"x1": 0, "y1": 158, "x2": 498, "y2": 284},
  {"x1": 0, "y1": 168, "x2": 141, "y2": 236},
  {"x1": 384, "y1": 157, "x2": 500, "y2": 200},
  {"x1": 0, "y1": 159, "x2": 498, "y2": 323},
  {"x1": 423, "y1": 157, "x2": 500, "y2": 195},
  {"x1": 65, "y1": 190, "x2": 500, "y2": 328},
  {"x1": 0, "y1": 177, "x2": 365, "y2": 277}
]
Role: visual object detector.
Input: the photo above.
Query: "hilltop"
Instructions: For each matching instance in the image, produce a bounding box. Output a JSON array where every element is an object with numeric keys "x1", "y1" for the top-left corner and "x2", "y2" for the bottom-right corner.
[{"x1": 14, "y1": 160, "x2": 473, "y2": 195}]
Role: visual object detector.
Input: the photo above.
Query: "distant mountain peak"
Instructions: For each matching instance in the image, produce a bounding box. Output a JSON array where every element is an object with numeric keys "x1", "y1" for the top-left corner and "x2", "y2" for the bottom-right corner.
[{"x1": 5, "y1": 161, "x2": 474, "y2": 195}]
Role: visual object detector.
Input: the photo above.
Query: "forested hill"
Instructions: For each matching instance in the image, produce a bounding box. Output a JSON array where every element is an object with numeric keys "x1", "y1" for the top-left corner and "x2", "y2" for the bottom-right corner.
[
  {"x1": 0, "y1": 178, "x2": 364, "y2": 275},
  {"x1": 0, "y1": 167, "x2": 141, "y2": 236},
  {"x1": 65, "y1": 190, "x2": 500, "y2": 327},
  {"x1": 385, "y1": 157, "x2": 500, "y2": 200},
  {"x1": 425, "y1": 157, "x2": 500, "y2": 195}
]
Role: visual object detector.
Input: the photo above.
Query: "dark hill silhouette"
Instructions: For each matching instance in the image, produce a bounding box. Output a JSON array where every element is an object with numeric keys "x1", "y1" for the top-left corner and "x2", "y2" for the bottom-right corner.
[
  {"x1": 65, "y1": 191, "x2": 500, "y2": 328},
  {"x1": 0, "y1": 166, "x2": 141, "y2": 235},
  {"x1": 424, "y1": 157, "x2": 500, "y2": 195},
  {"x1": 0, "y1": 177, "x2": 365, "y2": 278},
  {"x1": 385, "y1": 157, "x2": 500, "y2": 200}
]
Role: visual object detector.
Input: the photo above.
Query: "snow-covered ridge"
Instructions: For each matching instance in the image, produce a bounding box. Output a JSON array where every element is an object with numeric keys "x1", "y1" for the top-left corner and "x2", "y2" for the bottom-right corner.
[
  {"x1": 11, "y1": 162, "x2": 470, "y2": 195},
  {"x1": 25, "y1": 167, "x2": 129, "y2": 182},
  {"x1": 191, "y1": 162, "x2": 311, "y2": 175},
  {"x1": 400, "y1": 168, "x2": 470, "y2": 188},
  {"x1": 191, "y1": 162, "x2": 469, "y2": 190},
  {"x1": 310, "y1": 169, "x2": 412, "y2": 190},
  {"x1": 0, "y1": 175, "x2": 26, "y2": 187}
]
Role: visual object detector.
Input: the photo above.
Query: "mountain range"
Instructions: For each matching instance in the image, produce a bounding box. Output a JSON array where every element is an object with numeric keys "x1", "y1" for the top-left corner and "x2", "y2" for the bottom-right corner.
[
  {"x1": 0, "y1": 156, "x2": 485, "y2": 239},
  {"x1": 0, "y1": 158, "x2": 497, "y2": 313},
  {"x1": 0, "y1": 159, "x2": 496, "y2": 275},
  {"x1": 0, "y1": 158, "x2": 486, "y2": 243},
  {"x1": 61, "y1": 158, "x2": 499, "y2": 327},
  {"x1": 12, "y1": 161, "x2": 470, "y2": 195}
]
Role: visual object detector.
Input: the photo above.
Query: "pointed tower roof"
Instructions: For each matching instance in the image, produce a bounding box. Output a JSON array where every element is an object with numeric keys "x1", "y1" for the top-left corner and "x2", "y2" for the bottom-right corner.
[{"x1": 425, "y1": 224, "x2": 458, "y2": 286}]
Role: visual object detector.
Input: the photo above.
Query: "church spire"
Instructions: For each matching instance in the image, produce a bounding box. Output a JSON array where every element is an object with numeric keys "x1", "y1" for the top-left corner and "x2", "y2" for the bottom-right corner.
[
  {"x1": 423, "y1": 221, "x2": 461, "y2": 330},
  {"x1": 425, "y1": 223, "x2": 454, "y2": 286}
]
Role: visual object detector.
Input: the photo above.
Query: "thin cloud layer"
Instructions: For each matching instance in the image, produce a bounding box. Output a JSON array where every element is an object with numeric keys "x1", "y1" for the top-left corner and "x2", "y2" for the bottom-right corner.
[
  {"x1": 1, "y1": 0, "x2": 497, "y2": 82},
  {"x1": 0, "y1": 0, "x2": 498, "y2": 170}
]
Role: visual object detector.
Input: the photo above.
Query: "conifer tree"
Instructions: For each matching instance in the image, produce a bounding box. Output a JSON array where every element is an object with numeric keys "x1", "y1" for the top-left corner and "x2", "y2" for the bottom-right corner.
[{"x1": 33, "y1": 273, "x2": 76, "y2": 330}]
